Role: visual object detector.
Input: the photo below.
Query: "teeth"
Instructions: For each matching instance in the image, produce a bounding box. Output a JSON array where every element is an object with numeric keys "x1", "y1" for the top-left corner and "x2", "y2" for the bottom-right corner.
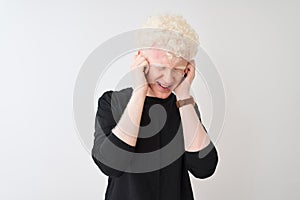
[{"x1": 158, "y1": 82, "x2": 169, "y2": 88}]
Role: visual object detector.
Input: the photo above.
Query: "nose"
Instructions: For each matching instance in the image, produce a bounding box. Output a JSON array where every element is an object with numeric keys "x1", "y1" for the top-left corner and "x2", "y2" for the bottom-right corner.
[{"x1": 162, "y1": 67, "x2": 175, "y2": 83}]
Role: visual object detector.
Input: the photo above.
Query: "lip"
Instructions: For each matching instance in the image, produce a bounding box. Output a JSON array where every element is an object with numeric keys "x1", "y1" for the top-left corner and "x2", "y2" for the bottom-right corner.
[
  {"x1": 157, "y1": 81, "x2": 171, "y2": 92},
  {"x1": 158, "y1": 81, "x2": 172, "y2": 87}
]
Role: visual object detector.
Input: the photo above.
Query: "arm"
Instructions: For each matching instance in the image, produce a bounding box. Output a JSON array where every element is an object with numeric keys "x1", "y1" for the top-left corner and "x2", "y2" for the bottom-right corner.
[
  {"x1": 111, "y1": 88, "x2": 146, "y2": 147},
  {"x1": 177, "y1": 95, "x2": 219, "y2": 179},
  {"x1": 91, "y1": 89, "x2": 146, "y2": 177}
]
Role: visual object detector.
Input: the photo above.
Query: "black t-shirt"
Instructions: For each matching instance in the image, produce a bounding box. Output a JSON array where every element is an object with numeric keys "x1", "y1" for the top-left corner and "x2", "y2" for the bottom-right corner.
[{"x1": 92, "y1": 87, "x2": 218, "y2": 200}]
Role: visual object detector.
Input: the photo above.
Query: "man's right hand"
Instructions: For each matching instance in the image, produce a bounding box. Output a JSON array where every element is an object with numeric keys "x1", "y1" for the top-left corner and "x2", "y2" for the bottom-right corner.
[{"x1": 130, "y1": 50, "x2": 150, "y2": 94}]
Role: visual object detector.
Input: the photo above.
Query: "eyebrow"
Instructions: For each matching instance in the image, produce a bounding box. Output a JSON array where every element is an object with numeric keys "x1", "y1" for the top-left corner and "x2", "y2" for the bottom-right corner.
[
  {"x1": 150, "y1": 63, "x2": 165, "y2": 68},
  {"x1": 175, "y1": 66, "x2": 186, "y2": 70},
  {"x1": 150, "y1": 64, "x2": 187, "y2": 70}
]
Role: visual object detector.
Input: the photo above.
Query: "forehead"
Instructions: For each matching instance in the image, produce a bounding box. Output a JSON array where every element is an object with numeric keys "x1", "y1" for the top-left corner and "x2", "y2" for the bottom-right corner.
[{"x1": 144, "y1": 49, "x2": 187, "y2": 66}]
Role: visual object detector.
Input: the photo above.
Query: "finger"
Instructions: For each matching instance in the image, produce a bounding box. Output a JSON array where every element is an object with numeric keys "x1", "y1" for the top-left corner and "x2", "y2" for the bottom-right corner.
[
  {"x1": 188, "y1": 60, "x2": 195, "y2": 68},
  {"x1": 187, "y1": 60, "x2": 195, "y2": 71},
  {"x1": 145, "y1": 67, "x2": 149, "y2": 74},
  {"x1": 140, "y1": 60, "x2": 149, "y2": 70},
  {"x1": 131, "y1": 56, "x2": 146, "y2": 70},
  {"x1": 136, "y1": 55, "x2": 149, "y2": 66},
  {"x1": 144, "y1": 62, "x2": 150, "y2": 74},
  {"x1": 134, "y1": 58, "x2": 148, "y2": 68},
  {"x1": 133, "y1": 54, "x2": 141, "y2": 62},
  {"x1": 132, "y1": 60, "x2": 148, "y2": 70}
]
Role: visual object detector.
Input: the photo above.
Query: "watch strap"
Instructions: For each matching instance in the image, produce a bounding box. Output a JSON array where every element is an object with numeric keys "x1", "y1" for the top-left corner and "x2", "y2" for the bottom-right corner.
[{"x1": 176, "y1": 96, "x2": 195, "y2": 108}]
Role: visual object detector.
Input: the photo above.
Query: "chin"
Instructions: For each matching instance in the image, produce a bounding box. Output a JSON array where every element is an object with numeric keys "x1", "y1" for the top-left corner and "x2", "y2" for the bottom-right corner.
[{"x1": 149, "y1": 82, "x2": 172, "y2": 99}]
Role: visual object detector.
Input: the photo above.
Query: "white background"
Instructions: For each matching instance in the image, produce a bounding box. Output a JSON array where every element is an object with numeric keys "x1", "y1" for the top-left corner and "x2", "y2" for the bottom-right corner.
[{"x1": 1, "y1": 0, "x2": 299, "y2": 199}]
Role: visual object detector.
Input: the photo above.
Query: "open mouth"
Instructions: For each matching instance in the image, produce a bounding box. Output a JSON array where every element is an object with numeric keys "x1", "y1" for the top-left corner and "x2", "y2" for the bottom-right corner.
[{"x1": 157, "y1": 81, "x2": 171, "y2": 90}]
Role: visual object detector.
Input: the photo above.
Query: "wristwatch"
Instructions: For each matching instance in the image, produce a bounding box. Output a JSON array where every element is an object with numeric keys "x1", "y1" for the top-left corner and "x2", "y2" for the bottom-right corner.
[{"x1": 176, "y1": 96, "x2": 195, "y2": 108}]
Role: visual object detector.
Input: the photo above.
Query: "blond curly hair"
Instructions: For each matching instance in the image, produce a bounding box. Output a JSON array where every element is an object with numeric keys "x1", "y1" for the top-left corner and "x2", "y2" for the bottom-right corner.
[{"x1": 136, "y1": 14, "x2": 200, "y2": 61}]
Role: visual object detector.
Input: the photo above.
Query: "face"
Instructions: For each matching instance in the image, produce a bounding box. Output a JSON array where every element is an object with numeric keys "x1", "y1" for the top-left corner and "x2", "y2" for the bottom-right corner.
[{"x1": 142, "y1": 49, "x2": 188, "y2": 99}]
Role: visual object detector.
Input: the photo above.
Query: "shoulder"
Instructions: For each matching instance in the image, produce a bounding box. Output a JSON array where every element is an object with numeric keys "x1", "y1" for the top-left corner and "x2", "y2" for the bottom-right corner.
[{"x1": 97, "y1": 87, "x2": 133, "y2": 107}]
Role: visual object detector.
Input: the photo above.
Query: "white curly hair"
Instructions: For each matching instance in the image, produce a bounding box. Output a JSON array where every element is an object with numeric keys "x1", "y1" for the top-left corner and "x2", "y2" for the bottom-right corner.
[{"x1": 135, "y1": 14, "x2": 200, "y2": 61}]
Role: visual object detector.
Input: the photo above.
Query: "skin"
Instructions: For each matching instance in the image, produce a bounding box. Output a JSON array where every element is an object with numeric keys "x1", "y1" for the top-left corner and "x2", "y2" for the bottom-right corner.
[
  {"x1": 135, "y1": 48, "x2": 196, "y2": 99},
  {"x1": 112, "y1": 49, "x2": 211, "y2": 152}
]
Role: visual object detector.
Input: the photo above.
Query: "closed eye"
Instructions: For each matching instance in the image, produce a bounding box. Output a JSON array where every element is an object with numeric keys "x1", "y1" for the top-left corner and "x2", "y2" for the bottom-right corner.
[
  {"x1": 150, "y1": 64, "x2": 167, "y2": 71},
  {"x1": 150, "y1": 64, "x2": 165, "y2": 68},
  {"x1": 150, "y1": 64, "x2": 186, "y2": 74},
  {"x1": 175, "y1": 66, "x2": 186, "y2": 70}
]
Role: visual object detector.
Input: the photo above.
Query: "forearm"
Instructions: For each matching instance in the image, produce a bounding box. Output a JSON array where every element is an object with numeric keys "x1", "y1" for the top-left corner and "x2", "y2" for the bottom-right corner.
[
  {"x1": 111, "y1": 89, "x2": 146, "y2": 147},
  {"x1": 176, "y1": 95, "x2": 211, "y2": 152}
]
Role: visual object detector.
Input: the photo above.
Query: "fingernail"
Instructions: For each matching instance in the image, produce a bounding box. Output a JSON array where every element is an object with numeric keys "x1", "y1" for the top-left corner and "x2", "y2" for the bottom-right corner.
[{"x1": 138, "y1": 50, "x2": 140, "y2": 55}]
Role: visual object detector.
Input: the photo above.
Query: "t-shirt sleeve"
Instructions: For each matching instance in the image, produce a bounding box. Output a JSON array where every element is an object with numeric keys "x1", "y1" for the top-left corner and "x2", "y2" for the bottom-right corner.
[
  {"x1": 91, "y1": 91, "x2": 135, "y2": 178},
  {"x1": 184, "y1": 102, "x2": 219, "y2": 179}
]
